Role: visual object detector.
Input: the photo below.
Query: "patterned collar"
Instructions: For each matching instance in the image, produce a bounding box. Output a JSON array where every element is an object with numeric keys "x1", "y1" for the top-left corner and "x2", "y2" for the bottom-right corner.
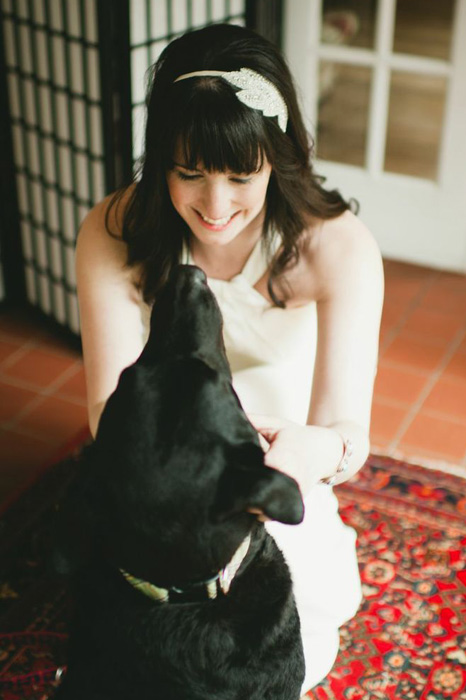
[{"x1": 120, "y1": 534, "x2": 251, "y2": 603}]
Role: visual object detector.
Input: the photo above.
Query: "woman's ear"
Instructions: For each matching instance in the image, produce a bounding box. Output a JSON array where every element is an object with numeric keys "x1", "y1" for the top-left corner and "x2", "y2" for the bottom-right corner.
[{"x1": 212, "y1": 462, "x2": 304, "y2": 525}]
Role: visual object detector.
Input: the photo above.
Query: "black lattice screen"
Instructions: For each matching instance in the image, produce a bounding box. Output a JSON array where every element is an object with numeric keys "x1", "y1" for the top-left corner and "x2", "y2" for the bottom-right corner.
[
  {"x1": 0, "y1": 0, "x2": 286, "y2": 335},
  {"x1": 1, "y1": 0, "x2": 106, "y2": 332},
  {"x1": 129, "y1": 0, "x2": 246, "y2": 162}
]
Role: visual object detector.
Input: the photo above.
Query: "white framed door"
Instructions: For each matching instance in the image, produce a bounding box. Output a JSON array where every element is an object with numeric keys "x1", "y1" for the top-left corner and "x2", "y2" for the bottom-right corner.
[{"x1": 284, "y1": 0, "x2": 466, "y2": 273}]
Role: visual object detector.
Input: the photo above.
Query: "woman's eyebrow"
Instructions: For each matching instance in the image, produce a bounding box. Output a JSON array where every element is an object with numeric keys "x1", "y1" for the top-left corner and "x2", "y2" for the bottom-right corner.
[{"x1": 173, "y1": 161, "x2": 203, "y2": 172}]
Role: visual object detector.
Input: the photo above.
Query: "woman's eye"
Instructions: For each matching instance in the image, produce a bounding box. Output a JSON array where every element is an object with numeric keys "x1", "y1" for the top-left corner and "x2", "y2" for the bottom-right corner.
[
  {"x1": 231, "y1": 177, "x2": 252, "y2": 185},
  {"x1": 176, "y1": 171, "x2": 201, "y2": 181},
  {"x1": 174, "y1": 170, "x2": 252, "y2": 184}
]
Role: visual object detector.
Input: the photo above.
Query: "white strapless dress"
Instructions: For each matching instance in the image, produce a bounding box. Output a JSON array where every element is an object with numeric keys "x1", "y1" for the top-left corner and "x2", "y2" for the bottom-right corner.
[{"x1": 141, "y1": 237, "x2": 362, "y2": 692}]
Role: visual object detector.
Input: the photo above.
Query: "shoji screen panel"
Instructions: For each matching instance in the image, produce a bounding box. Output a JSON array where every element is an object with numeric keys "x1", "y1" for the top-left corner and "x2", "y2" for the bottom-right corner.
[
  {"x1": 1, "y1": 0, "x2": 105, "y2": 333},
  {"x1": 130, "y1": 0, "x2": 246, "y2": 162},
  {"x1": 0, "y1": 242, "x2": 4, "y2": 301}
]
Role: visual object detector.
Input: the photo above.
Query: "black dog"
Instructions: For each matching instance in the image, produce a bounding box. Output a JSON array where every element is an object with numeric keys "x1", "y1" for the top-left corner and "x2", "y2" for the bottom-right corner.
[{"x1": 53, "y1": 265, "x2": 305, "y2": 700}]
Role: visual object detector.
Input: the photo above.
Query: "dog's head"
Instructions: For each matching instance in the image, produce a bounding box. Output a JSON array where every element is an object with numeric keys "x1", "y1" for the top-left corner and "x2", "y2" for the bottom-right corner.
[{"x1": 55, "y1": 266, "x2": 304, "y2": 587}]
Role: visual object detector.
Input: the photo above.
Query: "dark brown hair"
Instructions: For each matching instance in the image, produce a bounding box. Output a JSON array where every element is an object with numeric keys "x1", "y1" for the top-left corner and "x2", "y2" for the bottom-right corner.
[{"x1": 107, "y1": 23, "x2": 355, "y2": 306}]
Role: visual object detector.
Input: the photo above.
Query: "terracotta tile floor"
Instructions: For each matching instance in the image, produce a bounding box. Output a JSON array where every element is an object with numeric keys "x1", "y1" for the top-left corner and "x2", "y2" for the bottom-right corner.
[
  {"x1": 0, "y1": 311, "x2": 89, "y2": 506},
  {"x1": 373, "y1": 259, "x2": 466, "y2": 470},
  {"x1": 0, "y1": 258, "x2": 465, "y2": 507}
]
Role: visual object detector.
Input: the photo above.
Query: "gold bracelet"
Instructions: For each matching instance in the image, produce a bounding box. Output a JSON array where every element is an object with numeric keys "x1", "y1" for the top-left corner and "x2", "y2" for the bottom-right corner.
[{"x1": 320, "y1": 436, "x2": 354, "y2": 486}]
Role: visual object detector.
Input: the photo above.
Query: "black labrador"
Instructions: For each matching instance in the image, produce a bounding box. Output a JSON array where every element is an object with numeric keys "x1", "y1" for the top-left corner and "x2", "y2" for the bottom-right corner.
[{"x1": 53, "y1": 265, "x2": 305, "y2": 700}]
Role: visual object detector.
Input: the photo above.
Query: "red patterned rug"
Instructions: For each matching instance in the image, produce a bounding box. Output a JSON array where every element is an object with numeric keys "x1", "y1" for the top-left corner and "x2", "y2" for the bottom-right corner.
[
  {"x1": 1, "y1": 454, "x2": 465, "y2": 700},
  {"x1": 307, "y1": 457, "x2": 466, "y2": 700}
]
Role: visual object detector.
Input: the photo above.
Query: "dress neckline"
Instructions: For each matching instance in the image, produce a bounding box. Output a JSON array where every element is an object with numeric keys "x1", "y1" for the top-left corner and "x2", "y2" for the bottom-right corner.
[{"x1": 183, "y1": 233, "x2": 280, "y2": 288}]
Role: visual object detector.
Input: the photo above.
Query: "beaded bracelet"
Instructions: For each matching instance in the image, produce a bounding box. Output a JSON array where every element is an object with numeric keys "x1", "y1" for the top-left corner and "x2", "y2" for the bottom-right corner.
[{"x1": 320, "y1": 436, "x2": 354, "y2": 486}]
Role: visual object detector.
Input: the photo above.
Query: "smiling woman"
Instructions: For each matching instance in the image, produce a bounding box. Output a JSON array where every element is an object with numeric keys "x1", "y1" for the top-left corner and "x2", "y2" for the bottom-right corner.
[
  {"x1": 107, "y1": 24, "x2": 357, "y2": 308},
  {"x1": 166, "y1": 159, "x2": 272, "y2": 263},
  {"x1": 75, "y1": 22, "x2": 384, "y2": 697}
]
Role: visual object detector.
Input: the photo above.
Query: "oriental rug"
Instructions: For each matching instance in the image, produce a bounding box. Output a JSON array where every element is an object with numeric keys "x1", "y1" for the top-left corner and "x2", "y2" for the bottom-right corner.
[
  {"x1": 0, "y1": 454, "x2": 465, "y2": 700},
  {"x1": 307, "y1": 456, "x2": 466, "y2": 700}
]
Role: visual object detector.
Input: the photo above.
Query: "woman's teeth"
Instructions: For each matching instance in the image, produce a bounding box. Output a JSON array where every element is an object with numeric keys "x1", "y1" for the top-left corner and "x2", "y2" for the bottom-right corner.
[{"x1": 200, "y1": 213, "x2": 233, "y2": 226}]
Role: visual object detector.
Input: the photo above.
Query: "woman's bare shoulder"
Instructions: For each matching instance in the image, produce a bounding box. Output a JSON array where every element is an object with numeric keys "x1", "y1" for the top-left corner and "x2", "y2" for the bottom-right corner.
[
  {"x1": 300, "y1": 210, "x2": 383, "y2": 300},
  {"x1": 303, "y1": 210, "x2": 379, "y2": 262},
  {"x1": 76, "y1": 184, "x2": 141, "y2": 291},
  {"x1": 79, "y1": 184, "x2": 135, "y2": 244}
]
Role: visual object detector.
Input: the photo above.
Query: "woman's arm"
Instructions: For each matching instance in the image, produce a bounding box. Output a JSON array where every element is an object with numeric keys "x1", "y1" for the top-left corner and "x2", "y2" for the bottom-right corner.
[
  {"x1": 76, "y1": 195, "x2": 146, "y2": 437},
  {"x1": 308, "y1": 210, "x2": 384, "y2": 479},
  {"x1": 252, "y1": 211, "x2": 384, "y2": 496}
]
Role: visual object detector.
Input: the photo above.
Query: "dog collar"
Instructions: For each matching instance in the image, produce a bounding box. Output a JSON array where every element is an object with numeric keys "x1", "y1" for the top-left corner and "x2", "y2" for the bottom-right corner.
[{"x1": 120, "y1": 534, "x2": 251, "y2": 604}]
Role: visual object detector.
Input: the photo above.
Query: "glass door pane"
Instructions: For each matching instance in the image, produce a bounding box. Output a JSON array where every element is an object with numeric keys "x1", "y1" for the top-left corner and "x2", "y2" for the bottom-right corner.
[
  {"x1": 393, "y1": 0, "x2": 456, "y2": 60},
  {"x1": 317, "y1": 64, "x2": 372, "y2": 167},
  {"x1": 384, "y1": 72, "x2": 447, "y2": 180},
  {"x1": 321, "y1": 0, "x2": 378, "y2": 50}
]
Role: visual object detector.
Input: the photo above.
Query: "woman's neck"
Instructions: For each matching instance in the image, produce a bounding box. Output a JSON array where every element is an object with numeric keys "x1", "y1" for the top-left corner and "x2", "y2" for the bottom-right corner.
[{"x1": 189, "y1": 219, "x2": 264, "y2": 281}]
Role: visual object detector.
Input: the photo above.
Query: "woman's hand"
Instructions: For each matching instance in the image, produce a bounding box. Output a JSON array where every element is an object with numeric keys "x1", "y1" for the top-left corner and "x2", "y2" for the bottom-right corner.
[
  {"x1": 248, "y1": 414, "x2": 350, "y2": 498},
  {"x1": 246, "y1": 415, "x2": 314, "y2": 522}
]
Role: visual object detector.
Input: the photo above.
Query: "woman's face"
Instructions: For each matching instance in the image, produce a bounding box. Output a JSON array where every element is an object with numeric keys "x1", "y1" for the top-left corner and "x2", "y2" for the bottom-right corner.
[{"x1": 166, "y1": 153, "x2": 272, "y2": 247}]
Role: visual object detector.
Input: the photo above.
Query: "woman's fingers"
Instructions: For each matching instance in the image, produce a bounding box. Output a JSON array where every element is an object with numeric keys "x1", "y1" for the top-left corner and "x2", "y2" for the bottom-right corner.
[
  {"x1": 248, "y1": 413, "x2": 293, "y2": 430},
  {"x1": 257, "y1": 433, "x2": 271, "y2": 451},
  {"x1": 247, "y1": 413, "x2": 294, "y2": 444},
  {"x1": 263, "y1": 444, "x2": 295, "y2": 473},
  {"x1": 247, "y1": 507, "x2": 270, "y2": 522},
  {"x1": 247, "y1": 415, "x2": 302, "y2": 463}
]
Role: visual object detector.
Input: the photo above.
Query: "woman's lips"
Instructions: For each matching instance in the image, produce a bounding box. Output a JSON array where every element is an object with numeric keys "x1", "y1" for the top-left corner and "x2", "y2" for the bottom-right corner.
[{"x1": 194, "y1": 210, "x2": 239, "y2": 231}]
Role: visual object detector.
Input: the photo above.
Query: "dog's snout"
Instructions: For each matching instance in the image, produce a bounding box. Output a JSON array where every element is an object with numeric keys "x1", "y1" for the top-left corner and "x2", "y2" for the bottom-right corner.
[
  {"x1": 146, "y1": 263, "x2": 226, "y2": 370},
  {"x1": 189, "y1": 266, "x2": 208, "y2": 286},
  {"x1": 173, "y1": 265, "x2": 207, "y2": 288},
  {"x1": 173, "y1": 266, "x2": 210, "y2": 307}
]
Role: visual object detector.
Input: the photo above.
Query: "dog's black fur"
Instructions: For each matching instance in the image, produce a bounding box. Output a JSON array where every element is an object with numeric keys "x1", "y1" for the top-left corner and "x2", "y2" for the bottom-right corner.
[{"x1": 53, "y1": 265, "x2": 305, "y2": 699}]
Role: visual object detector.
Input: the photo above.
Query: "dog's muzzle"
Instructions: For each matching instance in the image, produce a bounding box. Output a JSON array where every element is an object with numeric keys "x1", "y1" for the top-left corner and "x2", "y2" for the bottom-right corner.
[{"x1": 120, "y1": 534, "x2": 251, "y2": 604}]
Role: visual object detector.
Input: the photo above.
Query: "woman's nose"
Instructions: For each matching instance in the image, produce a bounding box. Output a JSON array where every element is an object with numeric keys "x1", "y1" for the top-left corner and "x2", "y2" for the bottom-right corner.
[{"x1": 200, "y1": 180, "x2": 232, "y2": 218}]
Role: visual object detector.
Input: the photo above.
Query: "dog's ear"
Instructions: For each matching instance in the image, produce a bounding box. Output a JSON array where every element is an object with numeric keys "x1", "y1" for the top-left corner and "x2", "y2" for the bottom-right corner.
[{"x1": 213, "y1": 445, "x2": 304, "y2": 525}]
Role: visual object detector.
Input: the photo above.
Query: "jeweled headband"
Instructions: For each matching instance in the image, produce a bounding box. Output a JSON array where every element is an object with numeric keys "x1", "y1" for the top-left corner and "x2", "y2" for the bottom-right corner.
[{"x1": 173, "y1": 68, "x2": 288, "y2": 133}]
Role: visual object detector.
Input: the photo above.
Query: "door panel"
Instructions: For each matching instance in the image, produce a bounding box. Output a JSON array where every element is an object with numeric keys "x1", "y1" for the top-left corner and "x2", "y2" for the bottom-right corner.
[{"x1": 285, "y1": 0, "x2": 466, "y2": 272}]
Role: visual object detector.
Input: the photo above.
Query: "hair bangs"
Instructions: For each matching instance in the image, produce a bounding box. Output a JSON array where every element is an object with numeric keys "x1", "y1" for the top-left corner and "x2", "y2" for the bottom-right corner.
[{"x1": 165, "y1": 83, "x2": 269, "y2": 174}]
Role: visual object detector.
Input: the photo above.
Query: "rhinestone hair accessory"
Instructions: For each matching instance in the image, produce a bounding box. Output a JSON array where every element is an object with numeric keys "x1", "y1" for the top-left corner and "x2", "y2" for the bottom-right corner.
[{"x1": 174, "y1": 68, "x2": 288, "y2": 132}]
